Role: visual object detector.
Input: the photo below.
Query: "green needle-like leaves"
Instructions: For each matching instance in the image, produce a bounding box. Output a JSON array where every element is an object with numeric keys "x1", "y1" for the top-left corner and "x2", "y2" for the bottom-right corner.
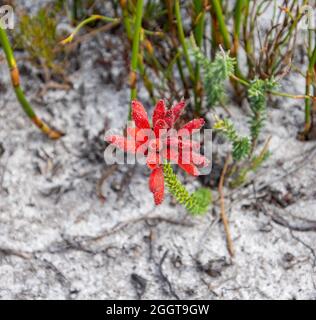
[{"x1": 163, "y1": 163, "x2": 212, "y2": 215}]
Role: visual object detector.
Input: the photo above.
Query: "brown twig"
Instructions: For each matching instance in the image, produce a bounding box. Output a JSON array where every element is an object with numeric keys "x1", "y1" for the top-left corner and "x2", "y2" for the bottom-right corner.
[
  {"x1": 0, "y1": 247, "x2": 32, "y2": 259},
  {"x1": 86, "y1": 215, "x2": 194, "y2": 243},
  {"x1": 218, "y1": 154, "x2": 235, "y2": 257}
]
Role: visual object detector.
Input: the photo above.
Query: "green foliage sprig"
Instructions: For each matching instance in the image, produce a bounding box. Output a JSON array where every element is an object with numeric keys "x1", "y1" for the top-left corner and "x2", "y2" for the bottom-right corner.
[
  {"x1": 193, "y1": 47, "x2": 278, "y2": 186},
  {"x1": 191, "y1": 43, "x2": 236, "y2": 108},
  {"x1": 230, "y1": 148, "x2": 271, "y2": 188},
  {"x1": 213, "y1": 118, "x2": 251, "y2": 161},
  {"x1": 248, "y1": 78, "x2": 278, "y2": 143},
  {"x1": 15, "y1": 8, "x2": 59, "y2": 70},
  {"x1": 163, "y1": 163, "x2": 212, "y2": 215}
]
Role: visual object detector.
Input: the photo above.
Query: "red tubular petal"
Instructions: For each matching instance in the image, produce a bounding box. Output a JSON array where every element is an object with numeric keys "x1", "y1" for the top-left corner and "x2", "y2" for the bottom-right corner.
[
  {"x1": 149, "y1": 167, "x2": 164, "y2": 205},
  {"x1": 131, "y1": 100, "x2": 151, "y2": 129},
  {"x1": 179, "y1": 118, "x2": 205, "y2": 135},
  {"x1": 178, "y1": 151, "x2": 201, "y2": 176},
  {"x1": 164, "y1": 110, "x2": 174, "y2": 128},
  {"x1": 126, "y1": 127, "x2": 138, "y2": 138},
  {"x1": 154, "y1": 119, "x2": 168, "y2": 137},
  {"x1": 147, "y1": 158, "x2": 157, "y2": 170},
  {"x1": 180, "y1": 149, "x2": 209, "y2": 167},
  {"x1": 166, "y1": 136, "x2": 201, "y2": 152},
  {"x1": 164, "y1": 147, "x2": 179, "y2": 165},
  {"x1": 191, "y1": 151, "x2": 210, "y2": 167},
  {"x1": 135, "y1": 141, "x2": 148, "y2": 155},
  {"x1": 153, "y1": 100, "x2": 166, "y2": 127},
  {"x1": 128, "y1": 127, "x2": 150, "y2": 148},
  {"x1": 153, "y1": 188, "x2": 164, "y2": 205},
  {"x1": 178, "y1": 162, "x2": 200, "y2": 176},
  {"x1": 105, "y1": 134, "x2": 123, "y2": 145},
  {"x1": 180, "y1": 139, "x2": 201, "y2": 151},
  {"x1": 166, "y1": 137, "x2": 180, "y2": 148},
  {"x1": 171, "y1": 100, "x2": 186, "y2": 124},
  {"x1": 106, "y1": 135, "x2": 137, "y2": 154},
  {"x1": 146, "y1": 149, "x2": 161, "y2": 170},
  {"x1": 164, "y1": 147, "x2": 200, "y2": 176}
]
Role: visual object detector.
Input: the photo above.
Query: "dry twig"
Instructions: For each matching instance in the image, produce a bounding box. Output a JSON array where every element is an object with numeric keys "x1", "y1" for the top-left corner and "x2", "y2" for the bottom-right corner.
[{"x1": 218, "y1": 155, "x2": 235, "y2": 257}]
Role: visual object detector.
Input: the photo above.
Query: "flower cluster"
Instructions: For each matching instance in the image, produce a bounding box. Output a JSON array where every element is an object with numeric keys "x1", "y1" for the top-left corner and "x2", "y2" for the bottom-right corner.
[{"x1": 106, "y1": 100, "x2": 208, "y2": 205}]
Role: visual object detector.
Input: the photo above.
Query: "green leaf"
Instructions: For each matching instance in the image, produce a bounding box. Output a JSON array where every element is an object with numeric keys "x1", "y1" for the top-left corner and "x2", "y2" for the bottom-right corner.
[
  {"x1": 190, "y1": 188, "x2": 212, "y2": 215},
  {"x1": 191, "y1": 45, "x2": 236, "y2": 108},
  {"x1": 248, "y1": 78, "x2": 278, "y2": 142},
  {"x1": 213, "y1": 118, "x2": 251, "y2": 161}
]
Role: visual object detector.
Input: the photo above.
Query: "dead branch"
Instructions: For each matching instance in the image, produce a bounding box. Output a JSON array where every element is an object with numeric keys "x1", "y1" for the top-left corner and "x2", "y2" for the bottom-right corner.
[
  {"x1": 218, "y1": 155, "x2": 235, "y2": 257},
  {"x1": 0, "y1": 247, "x2": 32, "y2": 260},
  {"x1": 81, "y1": 214, "x2": 194, "y2": 243},
  {"x1": 270, "y1": 209, "x2": 316, "y2": 232}
]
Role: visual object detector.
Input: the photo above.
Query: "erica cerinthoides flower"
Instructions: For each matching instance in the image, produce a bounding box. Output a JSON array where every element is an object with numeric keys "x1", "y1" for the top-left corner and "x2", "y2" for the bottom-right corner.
[{"x1": 106, "y1": 99, "x2": 210, "y2": 210}]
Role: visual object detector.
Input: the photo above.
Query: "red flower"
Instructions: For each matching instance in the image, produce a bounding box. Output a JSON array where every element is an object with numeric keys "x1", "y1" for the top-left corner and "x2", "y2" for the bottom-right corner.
[{"x1": 106, "y1": 100, "x2": 208, "y2": 205}]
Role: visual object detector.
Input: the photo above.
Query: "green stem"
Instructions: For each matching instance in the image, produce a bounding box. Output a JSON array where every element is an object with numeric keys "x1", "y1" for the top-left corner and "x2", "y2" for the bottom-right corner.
[
  {"x1": 232, "y1": 0, "x2": 246, "y2": 80},
  {"x1": 119, "y1": 0, "x2": 132, "y2": 41},
  {"x1": 233, "y1": 0, "x2": 244, "y2": 48},
  {"x1": 243, "y1": 0, "x2": 254, "y2": 78},
  {"x1": 174, "y1": 0, "x2": 194, "y2": 79},
  {"x1": 165, "y1": 0, "x2": 189, "y2": 95},
  {"x1": 120, "y1": 2, "x2": 154, "y2": 103},
  {"x1": 304, "y1": 30, "x2": 315, "y2": 132},
  {"x1": 129, "y1": 0, "x2": 144, "y2": 118},
  {"x1": 269, "y1": 90, "x2": 315, "y2": 101},
  {"x1": 0, "y1": 27, "x2": 63, "y2": 139},
  {"x1": 61, "y1": 15, "x2": 120, "y2": 44},
  {"x1": 211, "y1": 0, "x2": 231, "y2": 50},
  {"x1": 71, "y1": 0, "x2": 83, "y2": 23},
  {"x1": 120, "y1": 2, "x2": 155, "y2": 109},
  {"x1": 231, "y1": 74, "x2": 316, "y2": 101},
  {"x1": 230, "y1": 74, "x2": 249, "y2": 87},
  {"x1": 138, "y1": 52, "x2": 155, "y2": 103},
  {"x1": 278, "y1": 0, "x2": 309, "y2": 49},
  {"x1": 193, "y1": 0, "x2": 205, "y2": 53},
  {"x1": 193, "y1": 0, "x2": 205, "y2": 114},
  {"x1": 175, "y1": 0, "x2": 199, "y2": 112}
]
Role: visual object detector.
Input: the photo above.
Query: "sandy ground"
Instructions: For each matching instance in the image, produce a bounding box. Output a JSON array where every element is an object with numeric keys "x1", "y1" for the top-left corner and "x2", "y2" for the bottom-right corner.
[{"x1": 1, "y1": 2, "x2": 316, "y2": 300}]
